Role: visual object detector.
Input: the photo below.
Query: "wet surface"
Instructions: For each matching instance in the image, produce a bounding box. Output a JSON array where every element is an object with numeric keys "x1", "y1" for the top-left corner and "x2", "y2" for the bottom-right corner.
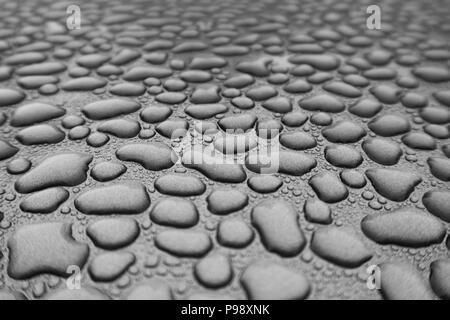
[{"x1": 0, "y1": 0, "x2": 449, "y2": 300}]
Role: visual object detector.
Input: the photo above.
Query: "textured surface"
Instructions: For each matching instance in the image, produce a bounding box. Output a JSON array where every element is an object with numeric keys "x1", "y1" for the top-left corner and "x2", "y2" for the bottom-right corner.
[{"x1": 0, "y1": 0, "x2": 449, "y2": 300}]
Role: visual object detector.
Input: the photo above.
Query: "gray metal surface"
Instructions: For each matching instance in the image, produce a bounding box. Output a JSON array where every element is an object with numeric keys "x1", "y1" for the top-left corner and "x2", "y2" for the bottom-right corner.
[{"x1": 0, "y1": 0, "x2": 449, "y2": 300}]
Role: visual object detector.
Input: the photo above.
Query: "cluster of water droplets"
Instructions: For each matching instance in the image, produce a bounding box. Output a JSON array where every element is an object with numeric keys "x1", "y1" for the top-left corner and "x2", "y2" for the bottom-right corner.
[{"x1": 0, "y1": 0, "x2": 449, "y2": 300}]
